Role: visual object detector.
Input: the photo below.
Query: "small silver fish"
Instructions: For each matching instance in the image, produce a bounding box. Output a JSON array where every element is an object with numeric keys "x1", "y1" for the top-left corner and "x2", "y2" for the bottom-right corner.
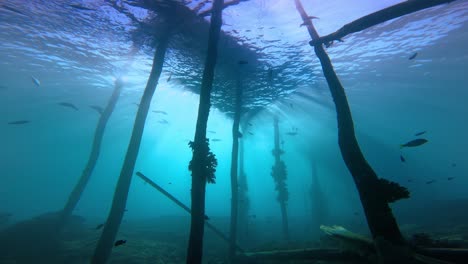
[
  {"x1": 153, "y1": 110, "x2": 168, "y2": 115},
  {"x1": 400, "y1": 138, "x2": 428, "y2": 148},
  {"x1": 8, "y1": 120, "x2": 30, "y2": 125},
  {"x1": 58, "y1": 102, "x2": 79, "y2": 111},
  {"x1": 89, "y1": 105, "x2": 103, "y2": 114},
  {"x1": 408, "y1": 52, "x2": 418, "y2": 60},
  {"x1": 31, "y1": 76, "x2": 40, "y2": 87},
  {"x1": 414, "y1": 131, "x2": 426, "y2": 136}
]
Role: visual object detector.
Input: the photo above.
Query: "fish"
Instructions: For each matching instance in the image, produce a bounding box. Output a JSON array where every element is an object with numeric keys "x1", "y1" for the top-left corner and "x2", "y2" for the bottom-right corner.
[
  {"x1": 133, "y1": 103, "x2": 140, "y2": 107},
  {"x1": 204, "y1": 215, "x2": 210, "y2": 220},
  {"x1": 414, "y1": 131, "x2": 426, "y2": 136},
  {"x1": 248, "y1": 132, "x2": 254, "y2": 135},
  {"x1": 408, "y1": 179, "x2": 413, "y2": 183},
  {"x1": 400, "y1": 138, "x2": 428, "y2": 148},
  {"x1": 95, "y1": 223, "x2": 104, "y2": 230},
  {"x1": 249, "y1": 215, "x2": 256, "y2": 218},
  {"x1": 167, "y1": 73, "x2": 172, "y2": 82},
  {"x1": 286, "y1": 131, "x2": 298, "y2": 136},
  {"x1": 58, "y1": 102, "x2": 79, "y2": 111},
  {"x1": 168, "y1": 182, "x2": 172, "y2": 185},
  {"x1": 211, "y1": 138, "x2": 222, "y2": 142},
  {"x1": 153, "y1": 110, "x2": 168, "y2": 115},
  {"x1": 247, "y1": 123, "x2": 252, "y2": 126},
  {"x1": 238, "y1": 131, "x2": 243, "y2": 138},
  {"x1": 114, "y1": 240, "x2": 126, "y2": 247},
  {"x1": 31, "y1": 76, "x2": 40, "y2": 87},
  {"x1": 89, "y1": 105, "x2": 103, "y2": 114},
  {"x1": 8, "y1": 120, "x2": 30, "y2": 125},
  {"x1": 208, "y1": 130, "x2": 216, "y2": 134},
  {"x1": 157, "y1": 119, "x2": 169, "y2": 124},
  {"x1": 425, "y1": 180, "x2": 436, "y2": 184},
  {"x1": 451, "y1": 163, "x2": 456, "y2": 167},
  {"x1": 447, "y1": 177, "x2": 455, "y2": 181},
  {"x1": 238, "y1": 60, "x2": 248, "y2": 65},
  {"x1": 0, "y1": 85, "x2": 7, "y2": 90},
  {"x1": 400, "y1": 155, "x2": 406, "y2": 163},
  {"x1": 69, "y1": 4, "x2": 94, "y2": 11},
  {"x1": 408, "y1": 52, "x2": 418, "y2": 60}
]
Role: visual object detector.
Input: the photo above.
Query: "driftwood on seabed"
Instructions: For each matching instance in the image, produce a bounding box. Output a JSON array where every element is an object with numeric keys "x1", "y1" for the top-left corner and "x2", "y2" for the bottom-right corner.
[
  {"x1": 309, "y1": 0, "x2": 458, "y2": 47},
  {"x1": 235, "y1": 248, "x2": 366, "y2": 263}
]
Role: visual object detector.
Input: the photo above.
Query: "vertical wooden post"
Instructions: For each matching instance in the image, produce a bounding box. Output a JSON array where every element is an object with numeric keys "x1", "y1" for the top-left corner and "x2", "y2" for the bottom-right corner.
[
  {"x1": 91, "y1": 31, "x2": 170, "y2": 264},
  {"x1": 186, "y1": 1, "x2": 224, "y2": 264},
  {"x1": 237, "y1": 135, "x2": 250, "y2": 242},
  {"x1": 271, "y1": 117, "x2": 289, "y2": 241},
  {"x1": 229, "y1": 71, "x2": 243, "y2": 260}
]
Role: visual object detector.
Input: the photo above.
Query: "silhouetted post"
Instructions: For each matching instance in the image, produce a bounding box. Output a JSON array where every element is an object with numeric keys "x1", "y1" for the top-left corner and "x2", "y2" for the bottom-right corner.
[
  {"x1": 295, "y1": 0, "x2": 411, "y2": 262},
  {"x1": 271, "y1": 117, "x2": 289, "y2": 241},
  {"x1": 57, "y1": 78, "x2": 123, "y2": 231},
  {"x1": 90, "y1": 30, "x2": 171, "y2": 264},
  {"x1": 186, "y1": 1, "x2": 224, "y2": 264},
  {"x1": 309, "y1": 160, "x2": 328, "y2": 233},
  {"x1": 237, "y1": 134, "x2": 250, "y2": 242},
  {"x1": 228, "y1": 71, "x2": 243, "y2": 260}
]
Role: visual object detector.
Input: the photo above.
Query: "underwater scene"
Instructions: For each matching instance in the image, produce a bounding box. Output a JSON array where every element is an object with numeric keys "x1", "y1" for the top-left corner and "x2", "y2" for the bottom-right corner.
[{"x1": 1, "y1": 0, "x2": 468, "y2": 263}]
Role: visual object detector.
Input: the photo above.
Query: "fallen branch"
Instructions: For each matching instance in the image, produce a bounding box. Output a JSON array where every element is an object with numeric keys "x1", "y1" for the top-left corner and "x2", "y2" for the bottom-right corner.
[{"x1": 309, "y1": 0, "x2": 457, "y2": 47}]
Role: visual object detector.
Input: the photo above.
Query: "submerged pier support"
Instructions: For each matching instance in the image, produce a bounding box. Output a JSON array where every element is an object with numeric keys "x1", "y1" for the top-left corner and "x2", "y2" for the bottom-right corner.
[
  {"x1": 229, "y1": 71, "x2": 243, "y2": 260},
  {"x1": 186, "y1": 1, "x2": 224, "y2": 264},
  {"x1": 271, "y1": 117, "x2": 289, "y2": 241},
  {"x1": 57, "y1": 78, "x2": 123, "y2": 231},
  {"x1": 295, "y1": 0, "x2": 411, "y2": 262},
  {"x1": 91, "y1": 29, "x2": 171, "y2": 264},
  {"x1": 237, "y1": 135, "x2": 250, "y2": 243}
]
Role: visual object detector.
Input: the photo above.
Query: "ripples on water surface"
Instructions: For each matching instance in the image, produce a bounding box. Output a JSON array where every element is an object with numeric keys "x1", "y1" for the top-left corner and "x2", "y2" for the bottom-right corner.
[{"x1": 1, "y1": 0, "x2": 468, "y2": 262}]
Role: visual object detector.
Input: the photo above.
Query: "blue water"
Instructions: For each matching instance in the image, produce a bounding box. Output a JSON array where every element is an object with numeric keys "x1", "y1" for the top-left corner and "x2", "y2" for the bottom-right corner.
[{"x1": 1, "y1": 0, "x2": 468, "y2": 263}]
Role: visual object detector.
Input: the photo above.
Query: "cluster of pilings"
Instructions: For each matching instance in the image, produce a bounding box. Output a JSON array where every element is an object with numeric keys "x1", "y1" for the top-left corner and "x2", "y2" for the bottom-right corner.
[{"x1": 5, "y1": 0, "x2": 465, "y2": 264}]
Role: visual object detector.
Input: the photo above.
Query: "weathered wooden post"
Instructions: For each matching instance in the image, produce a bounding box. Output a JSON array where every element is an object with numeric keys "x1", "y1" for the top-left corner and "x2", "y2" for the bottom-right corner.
[
  {"x1": 271, "y1": 117, "x2": 289, "y2": 241},
  {"x1": 186, "y1": 1, "x2": 224, "y2": 263},
  {"x1": 91, "y1": 26, "x2": 171, "y2": 264}
]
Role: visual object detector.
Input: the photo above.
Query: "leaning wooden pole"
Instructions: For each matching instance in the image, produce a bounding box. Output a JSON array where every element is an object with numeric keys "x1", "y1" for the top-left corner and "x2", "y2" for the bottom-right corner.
[
  {"x1": 135, "y1": 171, "x2": 243, "y2": 252},
  {"x1": 186, "y1": 1, "x2": 224, "y2": 264},
  {"x1": 57, "y1": 78, "x2": 123, "y2": 231},
  {"x1": 309, "y1": 0, "x2": 457, "y2": 47},
  {"x1": 295, "y1": 0, "x2": 411, "y2": 262},
  {"x1": 228, "y1": 72, "x2": 243, "y2": 260},
  {"x1": 90, "y1": 33, "x2": 170, "y2": 264}
]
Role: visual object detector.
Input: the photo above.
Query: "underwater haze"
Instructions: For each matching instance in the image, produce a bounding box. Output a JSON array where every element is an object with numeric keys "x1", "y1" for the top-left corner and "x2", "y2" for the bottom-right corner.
[{"x1": 1, "y1": 0, "x2": 468, "y2": 263}]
